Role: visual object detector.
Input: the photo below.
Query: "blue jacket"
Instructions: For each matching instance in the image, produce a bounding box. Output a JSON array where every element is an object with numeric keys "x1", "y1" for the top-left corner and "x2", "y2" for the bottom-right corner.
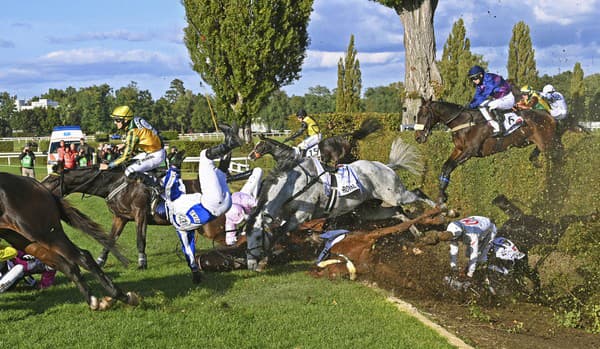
[{"x1": 469, "y1": 73, "x2": 511, "y2": 108}]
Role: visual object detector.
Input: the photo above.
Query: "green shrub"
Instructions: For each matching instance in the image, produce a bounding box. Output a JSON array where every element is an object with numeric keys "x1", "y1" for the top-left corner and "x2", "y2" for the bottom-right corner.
[{"x1": 161, "y1": 130, "x2": 179, "y2": 140}]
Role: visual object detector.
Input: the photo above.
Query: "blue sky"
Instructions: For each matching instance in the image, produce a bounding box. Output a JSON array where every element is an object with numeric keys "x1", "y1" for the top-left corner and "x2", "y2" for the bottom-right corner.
[{"x1": 1, "y1": 0, "x2": 598, "y2": 101}]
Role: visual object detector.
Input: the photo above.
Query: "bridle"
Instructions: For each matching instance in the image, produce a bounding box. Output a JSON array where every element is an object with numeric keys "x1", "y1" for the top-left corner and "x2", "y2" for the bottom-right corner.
[{"x1": 415, "y1": 101, "x2": 467, "y2": 135}]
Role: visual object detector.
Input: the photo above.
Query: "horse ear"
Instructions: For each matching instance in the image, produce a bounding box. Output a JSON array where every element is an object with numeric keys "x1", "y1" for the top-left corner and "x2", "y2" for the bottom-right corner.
[{"x1": 258, "y1": 133, "x2": 266, "y2": 140}]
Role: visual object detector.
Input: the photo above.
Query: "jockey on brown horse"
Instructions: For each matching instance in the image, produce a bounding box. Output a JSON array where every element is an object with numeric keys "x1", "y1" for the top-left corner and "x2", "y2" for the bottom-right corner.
[{"x1": 414, "y1": 94, "x2": 558, "y2": 204}]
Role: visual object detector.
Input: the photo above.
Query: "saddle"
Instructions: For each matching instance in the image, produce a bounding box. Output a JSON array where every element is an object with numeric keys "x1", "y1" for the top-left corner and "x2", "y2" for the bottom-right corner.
[{"x1": 496, "y1": 109, "x2": 524, "y2": 136}]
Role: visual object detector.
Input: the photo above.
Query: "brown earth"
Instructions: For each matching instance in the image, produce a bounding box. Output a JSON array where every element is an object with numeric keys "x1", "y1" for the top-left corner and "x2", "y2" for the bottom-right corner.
[
  {"x1": 200, "y1": 212, "x2": 599, "y2": 349},
  {"x1": 310, "y1": 216, "x2": 600, "y2": 349}
]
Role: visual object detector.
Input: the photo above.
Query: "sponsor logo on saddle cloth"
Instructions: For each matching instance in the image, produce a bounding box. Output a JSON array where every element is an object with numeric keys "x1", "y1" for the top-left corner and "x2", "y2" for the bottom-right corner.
[
  {"x1": 500, "y1": 111, "x2": 524, "y2": 135},
  {"x1": 312, "y1": 159, "x2": 361, "y2": 197}
]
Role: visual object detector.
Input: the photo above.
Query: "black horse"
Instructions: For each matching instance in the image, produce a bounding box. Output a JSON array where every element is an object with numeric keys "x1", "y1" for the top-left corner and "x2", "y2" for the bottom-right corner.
[
  {"x1": 0, "y1": 172, "x2": 139, "y2": 310},
  {"x1": 41, "y1": 162, "x2": 226, "y2": 269},
  {"x1": 249, "y1": 118, "x2": 382, "y2": 166},
  {"x1": 414, "y1": 98, "x2": 559, "y2": 204}
]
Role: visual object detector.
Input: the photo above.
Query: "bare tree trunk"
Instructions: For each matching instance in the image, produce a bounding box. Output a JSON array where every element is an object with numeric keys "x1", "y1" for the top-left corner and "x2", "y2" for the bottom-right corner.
[{"x1": 399, "y1": 0, "x2": 441, "y2": 125}]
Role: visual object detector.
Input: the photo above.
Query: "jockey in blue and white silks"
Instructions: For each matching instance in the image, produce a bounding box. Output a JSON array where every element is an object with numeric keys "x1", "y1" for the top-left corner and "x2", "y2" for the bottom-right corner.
[
  {"x1": 444, "y1": 215, "x2": 498, "y2": 278},
  {"x1": 541, "y1": 84, "x2": 568, "y2": 120},
  {"x1": 161, "y1": 123, "x2": 240, "y2": 283}
]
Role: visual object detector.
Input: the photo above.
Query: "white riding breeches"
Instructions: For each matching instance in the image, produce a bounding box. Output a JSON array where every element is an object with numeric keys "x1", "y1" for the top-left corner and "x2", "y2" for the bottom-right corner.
[
  {"x1": 297, "y1": 134, "x2": 322, "y2": 151},
  {"x1": 198, "y1": 149, "x2": 231, "y2": 217},
  {"x1": 480, "y1": 92, "x2": 515, "y2": 111},
  {"x1": 125, "y1": 148, "x2": 166, "y2": 176}
]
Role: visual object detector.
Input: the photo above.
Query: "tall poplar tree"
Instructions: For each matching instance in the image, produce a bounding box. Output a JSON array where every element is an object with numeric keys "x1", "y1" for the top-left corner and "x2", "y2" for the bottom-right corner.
[
  {"x1": 438, "y1": 18, "x2": 486, "y2": 104},
  {"x1": 507, "y1": 21, "x2": 538, "y2": 88},
  {"x1": 371, "y1": 0, "x2": 442, "y2": 124},
  {"x1": 570, "y1": 62, "x2": 585, "y2": 119},
  {"x1": 336, "y1": 34, "x2": 362, "y2": 112},
  {"x1": 182, "y1": 0, "x2": 313, "y2": 138}
]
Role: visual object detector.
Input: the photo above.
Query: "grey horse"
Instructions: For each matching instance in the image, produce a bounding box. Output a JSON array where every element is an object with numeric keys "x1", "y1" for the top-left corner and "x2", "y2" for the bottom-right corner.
[{"x1": 245, "y1": 137, "x2": 436, "y2": 270}]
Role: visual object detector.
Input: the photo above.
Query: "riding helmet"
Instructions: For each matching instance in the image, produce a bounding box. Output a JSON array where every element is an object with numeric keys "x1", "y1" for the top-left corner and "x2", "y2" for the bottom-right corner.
[
  {"x1": 520, "y1": 85, "x2": 534, "y2": 95},
  {"x1": 111, "y1": 105, "x2": 134, "y2": 121},
  {"x1": 468, "y1": 65, "x2": 485, "y2": 80},
  {"x1": 542, "y1": 84, "x2": 555, "y2": 94},
  {"x1": 296, "y1": 109, "x2": 307, "y2": 118}
]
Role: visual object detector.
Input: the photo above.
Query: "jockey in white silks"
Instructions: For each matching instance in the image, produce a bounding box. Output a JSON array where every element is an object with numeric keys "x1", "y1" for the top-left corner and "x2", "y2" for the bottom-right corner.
[{"x1": 161, "y1": 123, "x2": 241, "y2": 284}]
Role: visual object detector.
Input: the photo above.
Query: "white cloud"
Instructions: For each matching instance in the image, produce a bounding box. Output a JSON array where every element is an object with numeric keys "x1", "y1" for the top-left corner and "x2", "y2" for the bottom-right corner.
[
  {"x1": 527, "y1": 0, "x2": 597, "y2": 25},
  {"x1": 39, "y1": 48, "x2": 180, "y2": 66},
  {"x1": 304, "y1": 50, "x2": 402, "y2": 69}
]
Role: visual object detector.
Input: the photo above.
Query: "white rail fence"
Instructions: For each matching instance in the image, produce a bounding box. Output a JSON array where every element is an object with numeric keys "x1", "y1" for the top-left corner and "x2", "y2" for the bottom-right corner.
[{"x1": 0, "y1": 152, "x2": 249, "y2": 174}]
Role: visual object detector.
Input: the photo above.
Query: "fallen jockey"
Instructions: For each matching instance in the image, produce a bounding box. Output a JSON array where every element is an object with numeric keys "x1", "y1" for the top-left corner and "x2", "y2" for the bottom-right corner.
[{"x1": 161, "y1": 123, "x2": 242, "y2": 284}]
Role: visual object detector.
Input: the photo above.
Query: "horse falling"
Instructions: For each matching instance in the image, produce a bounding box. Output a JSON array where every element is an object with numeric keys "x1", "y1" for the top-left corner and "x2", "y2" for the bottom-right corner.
[
  {"x1": 41, "y1": 163, "x2": 225, "y2": 269},
  {"x1": 0, "y1": 172, "x2": 139, "y2": 310},
  {"x1": 414, "y1": 98, "x2": 558, "y2": 204},
  {"x1": 245, "y1": 137, "x2": 436, "y2": 270}
]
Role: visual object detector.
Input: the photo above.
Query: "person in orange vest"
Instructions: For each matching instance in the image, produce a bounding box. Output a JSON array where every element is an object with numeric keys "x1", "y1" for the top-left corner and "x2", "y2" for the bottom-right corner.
[{"x1": 63, "y1": 143, "x2": 77, "y2": 169}]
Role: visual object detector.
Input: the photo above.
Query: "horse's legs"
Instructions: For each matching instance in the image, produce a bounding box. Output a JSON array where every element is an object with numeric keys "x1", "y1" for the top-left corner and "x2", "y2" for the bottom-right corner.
[
  {"x1": 529, "y1": 147, "x2": 541, "y2": 166},
  {"x1": 97, "y1": 217, "x2": 127, "y2": 267},
  {"x1": 439, "y1": 157, "x2": 459, "y2": 204},
  {"x1": 76, "y1": 249, "x2": 130, "y2": 303},
  {"x1": 135, "y1": 212, "x2": 149, "y2": 269}
]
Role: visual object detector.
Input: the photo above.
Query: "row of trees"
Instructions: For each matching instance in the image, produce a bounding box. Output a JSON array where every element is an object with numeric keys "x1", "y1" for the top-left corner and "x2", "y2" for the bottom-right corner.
[
  {"x1": 437, "y1": 19, "x2": 598, "y2": 120},
  {"x1": 1, "y1": 7, "x2": 599, "y2": 137}
]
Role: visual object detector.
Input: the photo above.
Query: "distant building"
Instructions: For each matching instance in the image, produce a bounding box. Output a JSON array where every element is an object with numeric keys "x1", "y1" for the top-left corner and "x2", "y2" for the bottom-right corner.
[{"x1": 14, "y1": 98, "x2": 59, "y2": 111}]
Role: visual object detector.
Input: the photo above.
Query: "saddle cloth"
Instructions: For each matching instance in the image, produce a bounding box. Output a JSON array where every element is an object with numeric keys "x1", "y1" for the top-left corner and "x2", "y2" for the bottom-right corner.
[
  {"x1": 500, "y1": 111, "x2": 524, "y2": 135},
  {"x1": 312, "y1": 159, "x2": 361, "y2": 197}
]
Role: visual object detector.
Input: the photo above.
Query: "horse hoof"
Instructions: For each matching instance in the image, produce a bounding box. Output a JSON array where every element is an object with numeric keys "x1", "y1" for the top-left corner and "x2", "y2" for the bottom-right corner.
[
  {"x1": 90, "y1": 296, "x2": 99, "y2": 310},
  {"x1": 99, "y1": 296, "x2": 116, "y2": 311},
  {"x1": 126, "y1": 292, "x2": 140, "y2": 306},
  {"x1": 137, "y1": 263, "x2": 148, "y2": 270}
]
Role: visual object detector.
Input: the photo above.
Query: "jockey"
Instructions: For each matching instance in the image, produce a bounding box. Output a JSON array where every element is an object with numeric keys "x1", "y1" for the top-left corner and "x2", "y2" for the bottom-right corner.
[
  {"x1": 283, "y1": 109, "x2": 322, "y2": 157},
  {"x1": 0, "y1": 251, "x2": 56, "y2": 292},
  {"x1": 99, "y1": 105, "x2": 166, "y2": 187},
  {"x1": 162, "y1": 123, "x2": 241, "y2": 283},
  {"x1": 540, "y1": 84, "x2": 568, "y2": 121},
  {"x1": 467, "y1": 65, "x2": 515, "y2": 137},
  {"x1": 438, "y1": 215, "x2": 498, "y2": 278},
  {"x1": 224, "y1": 167, "x2": 263, "y2": 246},
  {"x1": 516, "y1": 85, "x2": 550, "y2": 112}
]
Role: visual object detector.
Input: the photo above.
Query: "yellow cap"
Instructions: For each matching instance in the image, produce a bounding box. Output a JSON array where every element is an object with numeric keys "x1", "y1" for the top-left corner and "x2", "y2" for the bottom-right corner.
[{"x1": 111, "y1": 106, "x2": 133, "y2": 120}]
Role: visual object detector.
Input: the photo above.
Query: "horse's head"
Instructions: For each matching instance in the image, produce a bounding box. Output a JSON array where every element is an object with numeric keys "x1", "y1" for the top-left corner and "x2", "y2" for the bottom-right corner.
[
  {"x1": 40, "y1": 165, "x2": 107, "y2": 196},
  {"x1": 248, "y1": 138, "x2": 270, "y2": 160},
  {"x1": 414, "y1": 98, "x2": 437, "y2": 144}
]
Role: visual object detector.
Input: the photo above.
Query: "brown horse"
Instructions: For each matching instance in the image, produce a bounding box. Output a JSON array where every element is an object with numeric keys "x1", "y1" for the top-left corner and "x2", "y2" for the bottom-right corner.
[
  {"x1": 41, "y1": 165, "x2": 226, "y2": 269},
  {"x1": 0, "y1": 172, "x2": 139, "y2": 310},
  {"x1": 414, "y1": 98, "x2": 558, "y2": 204}
]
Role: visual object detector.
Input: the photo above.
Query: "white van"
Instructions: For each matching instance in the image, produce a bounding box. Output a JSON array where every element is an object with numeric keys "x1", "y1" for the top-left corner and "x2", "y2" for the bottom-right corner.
[{"x1": 47, "y1": 126, "x2": 85, "y2": 173}]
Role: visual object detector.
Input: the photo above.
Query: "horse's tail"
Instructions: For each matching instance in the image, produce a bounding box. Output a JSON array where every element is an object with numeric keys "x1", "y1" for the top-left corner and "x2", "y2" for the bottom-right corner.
[
  {"x1": 386, "y1": 136, "x2": 424, "y2": 175},
  {"x1": 54, "y1": 196, "x2": 129, "y2": 267},
  {"x1": 351, "y1": 118, "x2": 382, "y2": 140}
]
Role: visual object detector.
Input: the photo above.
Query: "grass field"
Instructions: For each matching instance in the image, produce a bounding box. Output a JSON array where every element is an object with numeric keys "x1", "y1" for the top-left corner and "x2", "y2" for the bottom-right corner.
[{"x1": 0, "y1": 167, "x2": 453, "y2": 348}]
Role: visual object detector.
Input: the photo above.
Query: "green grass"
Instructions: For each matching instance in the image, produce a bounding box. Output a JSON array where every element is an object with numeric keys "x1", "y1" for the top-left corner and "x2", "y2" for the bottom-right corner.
[{"x1": 0, "y1": 194, "x2": 453, "y2": 348}]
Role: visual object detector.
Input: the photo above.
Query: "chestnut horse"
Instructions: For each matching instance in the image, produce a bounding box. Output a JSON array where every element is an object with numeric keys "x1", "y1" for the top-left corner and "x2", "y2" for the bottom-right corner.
[
  {"x1": 41, "y1": 165, "x2": 225, "y2": 269},
  {"x1": 414, "y1": 98, "x2": 558, "y2": 204},
  {"x1": 0, "y1": 172, "x2": 139, "y2": 310}
]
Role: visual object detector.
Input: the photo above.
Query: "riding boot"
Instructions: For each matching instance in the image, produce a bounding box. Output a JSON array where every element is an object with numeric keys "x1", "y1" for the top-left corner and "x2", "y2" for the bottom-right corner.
[
  {"x1": 218, "y1": 152, "x2": 232, "y2": 175},
  {"x1": 492, "y1": 109, "x2": 506, "y2": 136},
  {"x1": 206, "y1": 123, "x2": 242, "y2": 160},
  {"x1": 226, "y1": 169, "x2": 253, "y2": 183},
  {"x1": 206, "y1": 143, "x2": 234, "y2": 160},
  {"x1": 218, "y1": 122, "x2": 242, "y2": 149}
]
